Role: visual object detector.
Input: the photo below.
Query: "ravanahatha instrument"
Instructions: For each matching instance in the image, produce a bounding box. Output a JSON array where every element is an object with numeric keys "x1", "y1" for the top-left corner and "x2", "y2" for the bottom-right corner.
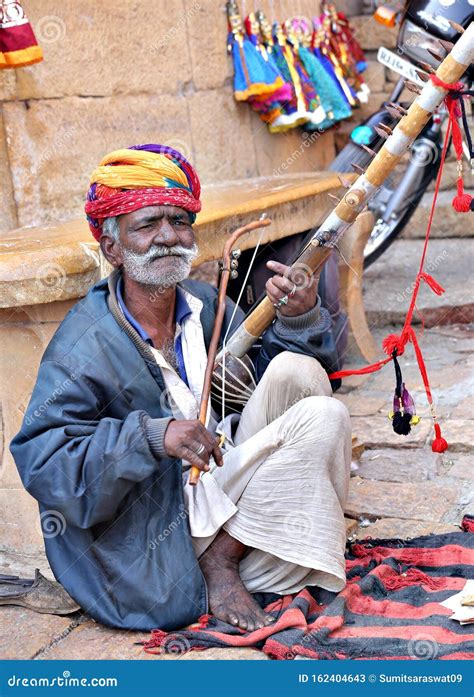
[{"x1": 192, "y1": 22, "x2": 473, "y2": 484}]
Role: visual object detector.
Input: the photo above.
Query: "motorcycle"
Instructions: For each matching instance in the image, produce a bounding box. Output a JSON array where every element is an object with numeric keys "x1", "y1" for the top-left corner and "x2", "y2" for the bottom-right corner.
[{"x1": 330, "y1": 0, "x2": 474, "y2": 267}]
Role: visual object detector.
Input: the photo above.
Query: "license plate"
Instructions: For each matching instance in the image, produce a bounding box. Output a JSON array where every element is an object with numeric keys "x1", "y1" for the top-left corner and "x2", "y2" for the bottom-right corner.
[{"x1": 377, "y1": 46, "x2": 424, "y2": 86}]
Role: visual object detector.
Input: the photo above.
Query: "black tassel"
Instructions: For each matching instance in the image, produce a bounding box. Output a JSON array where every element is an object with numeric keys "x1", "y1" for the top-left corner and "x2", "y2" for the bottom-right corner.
[
  {"x1": 392, "y1": 411, "x2": 412, "y2": 435},
  {"x1": 389, "y1": 350, "x2": 412, "y2": 435}
]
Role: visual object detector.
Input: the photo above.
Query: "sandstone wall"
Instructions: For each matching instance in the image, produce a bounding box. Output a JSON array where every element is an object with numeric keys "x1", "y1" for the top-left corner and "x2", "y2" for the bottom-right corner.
[{"x1": 0, "y1": 0, "x2": 350, "y2": 234}]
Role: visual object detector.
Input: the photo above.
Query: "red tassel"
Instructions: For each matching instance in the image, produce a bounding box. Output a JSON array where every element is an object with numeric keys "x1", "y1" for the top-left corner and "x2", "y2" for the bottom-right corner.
[
  {"x1": 382, "y1": 334, "x2": 404, "y2": 357},
  {"x1": 432, "y1": 423, "x2": 448, "y2": 453},
  {"x1": 453, "y1": 178, "x2": 473, "y2": 212}
]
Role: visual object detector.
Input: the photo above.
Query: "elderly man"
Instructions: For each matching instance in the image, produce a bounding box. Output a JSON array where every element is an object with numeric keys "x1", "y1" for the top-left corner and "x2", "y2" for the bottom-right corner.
[{"x1": 11, "y1": 144, "x2": 351, "y2": 632}]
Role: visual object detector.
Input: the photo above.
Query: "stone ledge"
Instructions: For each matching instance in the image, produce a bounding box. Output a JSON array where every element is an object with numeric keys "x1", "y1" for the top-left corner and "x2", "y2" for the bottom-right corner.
[
  {"x1": 354, "y1": 517, "x2": 461, "y2": 540},
  {"x1": 345, "y1": 477, "x2": 459, "y2": 521}
]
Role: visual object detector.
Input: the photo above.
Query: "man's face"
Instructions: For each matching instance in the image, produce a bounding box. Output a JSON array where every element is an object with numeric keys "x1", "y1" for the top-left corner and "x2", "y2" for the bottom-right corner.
[{"x1": 105, "y1": 205, "x2": 198, "y2": 287}]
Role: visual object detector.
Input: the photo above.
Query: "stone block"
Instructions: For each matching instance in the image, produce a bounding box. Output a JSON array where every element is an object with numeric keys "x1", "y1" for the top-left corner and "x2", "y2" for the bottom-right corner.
[
  {"x1": 349, "y1": 15, "x2": 397, "y2": 51},
  {"x1": 0, "y1": 300, "x2": 76, "y2": 325},
  {"x1": 355, "y1": 517, "x2": 460, "y2": 541},
  {"x1": 14, "y1": 0, "x2": 192, "y2": 100},
  {"x1": 188, "y1": 88, "x2": 258, "y2": 184},
  {"x1": 350, "y1": 415, "x2": 431, "y2": 449},
  {"x1": 0, "y1": 321, "x2": 60, "y2": 554},
  {"x1": 438, "y1": 420, "x2": 474, "y2": 453},
  {"x1": 0, "y1": 606, "x2": 73, "y2": 660},
  {"x1": 357, "y1": 448, "x2": 441, "y2": 482},
  {"x1": 0, "y1": 70, "x2": 16, "y2": 101},
  {"x1": 447, "y1": 454, "x2": 474, "y2": 480},
  {"x1": 363, "y1": 238, "x2": 474, "y2": 327},
  {"x1": 0, "y1": 109, "x2": 17, "y2": 232},
  {"x1": 406, "y1": 191, "x2": 474, "y2": 238},
  {"x1": 427, "y1": 161, "x2": 474, "y2": 193},
  {"x1": 336, "y1": 394, "x2": 385, "y2": 417},
  {"x1": 253, "y1": 124, "x2": 336, "y2": 178},
  {"x1": 346, "y1": 476, "x2": 459, "y2": 521},
  {"x1": 3, "y1": 94, "x2": 190, "y2": 227},
  {"x1": 185, "y1": 0, "x2": 232, "y2": 91},
  {"x1": 0, "y1": 548, "x2": 52, "y2": 580}
]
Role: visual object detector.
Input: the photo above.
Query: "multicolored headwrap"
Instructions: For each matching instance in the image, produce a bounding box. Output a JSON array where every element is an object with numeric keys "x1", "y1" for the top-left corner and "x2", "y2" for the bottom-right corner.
[{"x1": 85, "y1": 144, "x2": 201, "y2": 241}]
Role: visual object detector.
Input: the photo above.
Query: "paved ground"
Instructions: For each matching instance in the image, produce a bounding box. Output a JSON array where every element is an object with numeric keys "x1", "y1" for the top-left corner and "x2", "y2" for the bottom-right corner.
[{"x1": 1, "y1": 239, "x2": 472, "y2": 660}]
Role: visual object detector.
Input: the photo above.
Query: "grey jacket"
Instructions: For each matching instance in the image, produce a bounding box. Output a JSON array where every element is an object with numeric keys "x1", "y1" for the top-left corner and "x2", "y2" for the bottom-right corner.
[{"x1": 10, "y1": 271, "x2": 338, "y2": 630}]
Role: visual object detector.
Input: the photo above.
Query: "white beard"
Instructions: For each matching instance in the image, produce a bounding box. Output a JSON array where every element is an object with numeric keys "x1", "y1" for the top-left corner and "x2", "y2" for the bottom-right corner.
[{"x1": 121, "y1": 243, "x2": 198, "y2": 287}]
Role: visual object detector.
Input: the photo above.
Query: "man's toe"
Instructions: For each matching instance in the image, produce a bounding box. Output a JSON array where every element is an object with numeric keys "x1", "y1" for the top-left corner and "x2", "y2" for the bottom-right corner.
[
  {"x1": 228, "y1": 612, "x2": 239, "y2": 626},
  {"x1": 246, "y1": 616, "x2": 256, "y2": 632}
]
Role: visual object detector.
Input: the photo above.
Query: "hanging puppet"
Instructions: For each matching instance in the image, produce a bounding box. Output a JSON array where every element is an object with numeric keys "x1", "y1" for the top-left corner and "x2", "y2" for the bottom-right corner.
[{"x1": 0, "y1": 0, "x2": 43, "y2": 69}]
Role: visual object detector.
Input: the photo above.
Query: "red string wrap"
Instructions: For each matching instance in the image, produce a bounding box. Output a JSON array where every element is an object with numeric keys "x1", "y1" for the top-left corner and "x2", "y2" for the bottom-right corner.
[
  {"x1": 328, "y1": 77, "x2": 463, "y2": 453},
  {"x1": 431, "y1": 75, "x2": 473, "y2": 213}
]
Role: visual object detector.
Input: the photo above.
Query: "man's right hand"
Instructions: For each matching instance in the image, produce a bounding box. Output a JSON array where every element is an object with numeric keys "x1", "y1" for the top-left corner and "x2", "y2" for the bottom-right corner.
[{"x1": 163, "y1": 419, "x2": 224, "y2": 472}]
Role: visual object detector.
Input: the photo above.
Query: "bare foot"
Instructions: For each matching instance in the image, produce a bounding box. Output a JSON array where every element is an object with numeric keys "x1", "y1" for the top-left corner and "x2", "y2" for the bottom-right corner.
[{"x1": 200, "y1": 531, "x2": 274, "y2": 632}]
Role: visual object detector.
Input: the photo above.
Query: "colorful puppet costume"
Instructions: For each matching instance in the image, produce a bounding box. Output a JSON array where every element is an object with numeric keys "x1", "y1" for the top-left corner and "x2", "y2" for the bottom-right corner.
[
  {"x1": 0, "y1": 0, "x2": 42, "y2": 69},
  {"x1": 227, "y1": 2, "x2": 285, "y2": 102}
]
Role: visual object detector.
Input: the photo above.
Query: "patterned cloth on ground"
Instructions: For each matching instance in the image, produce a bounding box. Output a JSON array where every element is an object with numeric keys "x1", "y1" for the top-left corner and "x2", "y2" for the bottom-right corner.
[{"x1": 143, "y1": 516, "x2": 474, "y2": 660}]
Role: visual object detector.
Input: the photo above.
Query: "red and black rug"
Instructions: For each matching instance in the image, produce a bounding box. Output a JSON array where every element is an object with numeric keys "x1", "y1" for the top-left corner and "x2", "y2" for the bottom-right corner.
[{"x1": 143, "y1": 516, "x2": 474, "y2": 660}]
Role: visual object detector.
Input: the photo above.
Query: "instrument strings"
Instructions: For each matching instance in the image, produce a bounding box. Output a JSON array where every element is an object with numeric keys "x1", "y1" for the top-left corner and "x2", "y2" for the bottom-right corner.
[{"x1": 218, "y1": 228, "x2": 264, "y2": 423}]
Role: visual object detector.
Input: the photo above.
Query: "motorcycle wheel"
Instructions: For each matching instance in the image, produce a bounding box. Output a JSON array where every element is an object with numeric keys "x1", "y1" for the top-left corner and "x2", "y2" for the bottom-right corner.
[{"x1": 329, "y1": 140, "x2": 438, "y2": 268}]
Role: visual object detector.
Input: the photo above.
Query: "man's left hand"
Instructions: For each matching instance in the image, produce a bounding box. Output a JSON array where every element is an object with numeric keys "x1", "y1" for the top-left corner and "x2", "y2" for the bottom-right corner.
[{"x1": 265, "y1": 261, "x2": 319, "y2": 317}]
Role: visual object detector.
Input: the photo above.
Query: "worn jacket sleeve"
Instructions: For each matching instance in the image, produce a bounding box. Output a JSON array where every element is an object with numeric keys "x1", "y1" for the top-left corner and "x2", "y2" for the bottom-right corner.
[
  {"x1": 255, "y1": 296, "x2": 340, "y2": 379},
  {"x1": 220, "y1": 293, "x2": 339, "y2": 382},
  {"x1": 10, "y1": 359, "x2": 168, "y2": 529}
]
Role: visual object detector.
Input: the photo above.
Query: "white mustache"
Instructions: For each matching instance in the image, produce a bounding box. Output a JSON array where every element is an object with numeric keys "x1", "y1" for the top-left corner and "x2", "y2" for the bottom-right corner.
[
  {"x1": 148, "y1": 244, "x2": 197, "y2": 261},
  {"x1": 128, "y1": 243, "x2": 198, "y2": 264}
]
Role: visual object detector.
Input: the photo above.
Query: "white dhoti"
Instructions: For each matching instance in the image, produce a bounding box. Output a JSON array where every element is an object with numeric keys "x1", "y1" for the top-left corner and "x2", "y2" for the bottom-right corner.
[{"x1": 183, "y1": 351, "x2": 352, "y2": 596}]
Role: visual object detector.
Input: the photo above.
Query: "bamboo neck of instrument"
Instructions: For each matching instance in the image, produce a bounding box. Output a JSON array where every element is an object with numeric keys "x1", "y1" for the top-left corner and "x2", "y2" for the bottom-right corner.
[{"x1": 225, "y1": 23, "x2": 474, "y2": 360}]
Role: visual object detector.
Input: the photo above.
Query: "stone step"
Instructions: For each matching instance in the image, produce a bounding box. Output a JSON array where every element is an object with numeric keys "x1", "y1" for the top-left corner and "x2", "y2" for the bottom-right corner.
[
  {"x1": 403, "y1": 190, "x2": 474, "y2": 239},
  {"x1": 364, "y1": 238, "x2": 474, "y2": 327},
  {"x1": 345, "y1": 477, "x2": 460, "y2": 522},
  {"x1": 354, "y1": 517, "x2": 461, "y2": 541}
]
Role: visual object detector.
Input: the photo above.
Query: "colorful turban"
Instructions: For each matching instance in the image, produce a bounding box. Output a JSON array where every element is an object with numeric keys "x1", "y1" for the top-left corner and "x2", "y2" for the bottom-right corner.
[{"x1": 85, "y1": 144, "x2": 201, "y2": 240}]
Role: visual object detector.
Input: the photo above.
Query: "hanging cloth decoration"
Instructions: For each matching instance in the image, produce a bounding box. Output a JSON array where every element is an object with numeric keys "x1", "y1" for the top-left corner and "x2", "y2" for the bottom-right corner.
[
  {"x1": 291, "y1": 16, "x2": 352, "y2": 129},
  {"x1": 244, "y1": 10, "x2": 293, "y2": 130},
  {"x1": 283, "y1": 18, "x2": 327, "y2": 128},
  {"x1": 311, "y1": 27, "x2": 353, "y2": 112},
  {"x1": 336, "y1": 8, "x2": 368, "y2": 73},
  {"x1": 226, "y1": 2, "x2": 369, "y2": 133},
  {"x1": 312, "y1": 15, "x2": 358, "y2": 108},
  {"x1": 319, "y1": 2, "x2": 370, "y2": 105},
  {"x1": 267, "y1": 20, "x2": 312, "y2": 131},
  {"x1": 0, "y1": 0, "x2": 43, "y2": 69},
  {"x1": 226, "y1": 1, "x2": 285, "y2": 102}
]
